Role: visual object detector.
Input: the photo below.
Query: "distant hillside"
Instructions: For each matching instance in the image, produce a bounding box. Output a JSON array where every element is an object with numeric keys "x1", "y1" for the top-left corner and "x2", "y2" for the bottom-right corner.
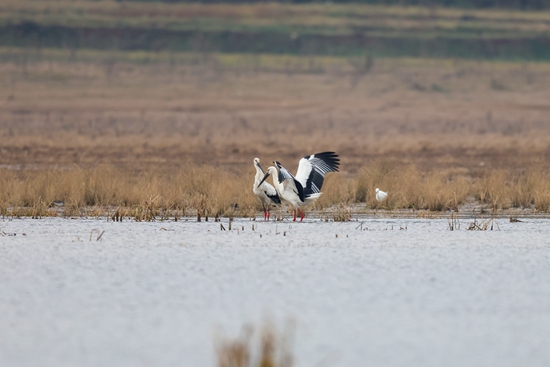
[
  {"x1": 125, "y1": 0, "x2": 549, "y2": 11},
  {"x1": 1, "y1": 1, "x2": 549, "y2": 60}
]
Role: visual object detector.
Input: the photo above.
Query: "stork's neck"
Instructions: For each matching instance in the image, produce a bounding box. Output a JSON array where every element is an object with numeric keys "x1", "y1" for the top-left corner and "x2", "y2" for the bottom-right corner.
[
  {"x1": 270, "y1": 172, "x2": 283, "y2": 194},
  {"x1": 254, "y1": 166, "x2": 264, "y2": 185}
]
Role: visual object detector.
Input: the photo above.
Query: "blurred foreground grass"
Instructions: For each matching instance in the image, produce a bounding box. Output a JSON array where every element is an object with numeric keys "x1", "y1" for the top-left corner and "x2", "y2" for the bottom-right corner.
[{"x1": 216, "y1": 320, "x2": 294, "y2": 367}]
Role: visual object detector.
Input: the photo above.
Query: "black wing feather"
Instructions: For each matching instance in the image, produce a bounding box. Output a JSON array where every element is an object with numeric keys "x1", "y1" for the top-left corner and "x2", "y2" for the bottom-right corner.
[
  {"x1": 266, "y1": 192, "x2": 281, "y2": 204},
  {"x1": 274, "y1": 161, "x2": 292, "y2": 183},
  {"x1": 303, "y1": 152, "x2": 340, "y2": 197},
  {"x1": 294, "y1": 178, "x2": 305, "y2": 202}
]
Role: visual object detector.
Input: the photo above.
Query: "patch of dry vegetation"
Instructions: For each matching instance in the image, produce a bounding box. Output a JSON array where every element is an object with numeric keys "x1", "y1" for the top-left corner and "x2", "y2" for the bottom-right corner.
[
  {"x1": 216, "y1": 321, "x2": 294, "y2": 367},
  {"x1": 475, "y1": 167, "x2": 550, "y2": 212},
  {"x1": 1, "y1": 48, "x2": 550, "y2": 176},
  {"x1": 0, "y1": 165, "x2": 257, "y2": 219},
  {"x1": 354, "y1": 162, "x2": 471, "y2": 211},
  {"x1": 1, "y1": 47, "x2": 550, "y2": 218},
  {"x1": 1, "y1": 163, "x2": 549, "y2": 219}
]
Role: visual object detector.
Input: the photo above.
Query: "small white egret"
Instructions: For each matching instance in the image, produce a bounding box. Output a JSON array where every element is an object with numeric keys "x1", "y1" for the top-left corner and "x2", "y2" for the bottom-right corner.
[
  {"x1": 252, "y1": 158, "x2": 281, "y2": 220},
  {"x1": 375, "y1": 188, "x2": 388, "y2": 202},
  {"x1": 258, "y1": 152, "x2": 340, "y2": 221}
]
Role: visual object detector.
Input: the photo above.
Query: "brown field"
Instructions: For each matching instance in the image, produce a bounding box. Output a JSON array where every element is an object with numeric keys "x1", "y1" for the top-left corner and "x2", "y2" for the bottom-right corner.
[{"x1": 1, "y1": 48, "x2": 550, "y2": 217}]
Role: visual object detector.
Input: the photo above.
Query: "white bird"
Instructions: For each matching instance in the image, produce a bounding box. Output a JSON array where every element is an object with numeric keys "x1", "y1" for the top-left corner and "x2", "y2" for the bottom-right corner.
[
  {"x1": 375, "y1": 188, "x2": 388, "y2": 202},
  {"x1": 253, "y1": 157, "x2": 281, "y2": 220},
  {"x1": 258, "y1": 152, "x2": 340, "y2": 221}
]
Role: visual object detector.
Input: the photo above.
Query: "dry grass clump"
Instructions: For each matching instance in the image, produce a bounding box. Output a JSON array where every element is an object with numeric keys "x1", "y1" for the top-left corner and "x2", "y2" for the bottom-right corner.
[
  {"x1": 421, "y1": 172, "x2": 470, "y2": 211},
  {"x1": 365, "y1": 163, "x2": 423, "y2": 209},
  {"x1": 0, "y1": 165, "x2": 260, "y2": 219},
  {"x1": 514, "y1": 168, "x2": 550, "y2": 211},
  {"x1": 319, "y1": 203, "x2": 353, "y2": 222},
  {"x1": 467, "y1": 217, "x2": 499, "y2": 231},
  {"x1": 1, "y1": 163, "x2": 550, "y2": 218},
  {"x1": 3, "y1": 166, "x2": 128, "y2": 208},
  {"x1": 475, "y1": 170, "x2": 513, "y2": 210},
  {"x1": 314, "y1": 174, "x2": 355, "y2": 210},
  {"x1": 216, "y1": 322, "x2": 294, "y2": 367},
  {"x1": 473, "y1": 167, "x2": 550, "y2": 212},
  {"x1": 355, "y1": 162, "x2": 470, "y2": 211}
]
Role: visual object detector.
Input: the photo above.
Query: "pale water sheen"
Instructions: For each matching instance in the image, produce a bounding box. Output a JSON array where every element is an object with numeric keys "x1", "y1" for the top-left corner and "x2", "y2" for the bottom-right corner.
[{"x1": 1, "y1": 217, "x2": 550, "y2": 367}]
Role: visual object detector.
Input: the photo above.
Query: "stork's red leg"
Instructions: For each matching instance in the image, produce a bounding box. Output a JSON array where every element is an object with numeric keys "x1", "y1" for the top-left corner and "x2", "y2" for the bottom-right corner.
[
  {"x1": 293, "y1": 209, "x2": 297, "y2": 222},
  {"x1": 298, "y1": 208, "x2": 305, "y2": 221}
]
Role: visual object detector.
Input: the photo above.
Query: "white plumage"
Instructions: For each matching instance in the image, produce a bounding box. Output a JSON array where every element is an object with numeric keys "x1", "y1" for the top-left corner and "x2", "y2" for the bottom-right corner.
[
  {"x1": 252, "y1": 158, "x2": 281, "y2": 220},
  {"x1": 258, "y1": 152, "x2": 340, "y2": 221},
  {"x1": 375, "y1": 188, "x2": 388, "y2": 202}
]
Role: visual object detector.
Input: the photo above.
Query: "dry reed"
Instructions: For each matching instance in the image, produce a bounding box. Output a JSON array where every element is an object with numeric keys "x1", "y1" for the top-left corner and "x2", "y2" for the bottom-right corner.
[
  {"x1": 466, "y1": 217, "x2": 499, "y2": 230},
  {"x1": 216, "y1": 321, "x2": 294, "y2": 367},
  {"x1": 1, "y1": 162, "x2": 550, "y2": 219},
  {"x1": 0, "y1": 165, "x2": 257, "y2": 219},
  {"x1": 354, "y1": 162, "x2": 471, "y2": 211}
]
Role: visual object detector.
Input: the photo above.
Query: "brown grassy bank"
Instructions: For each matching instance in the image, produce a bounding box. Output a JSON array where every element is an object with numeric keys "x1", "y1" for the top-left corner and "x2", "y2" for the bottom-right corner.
[
  {"x1": 1, "y1": 48, "x2": 550, "y2": 218},
  {"x1": 1, "y1": 48, "x2": 550, "y2": 175},
  {"x1": 1, "y1": 163, "x2": 549, "y2": 219}
]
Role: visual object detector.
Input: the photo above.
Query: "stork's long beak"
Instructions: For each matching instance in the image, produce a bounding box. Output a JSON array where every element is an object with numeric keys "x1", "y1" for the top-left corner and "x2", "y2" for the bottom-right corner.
[
  {"x1": 256, "y1": 162, "x2": 264, "y2": 173},
  {"x1": 257, "y1": 171, "x2": 270, "y2": 188}
]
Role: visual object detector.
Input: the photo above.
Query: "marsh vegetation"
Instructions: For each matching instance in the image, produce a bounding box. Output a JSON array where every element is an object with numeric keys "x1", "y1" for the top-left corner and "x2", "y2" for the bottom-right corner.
[
  {"x1": 1, "y1": 162, "x2": 550, "y2": 219},
  {"x1": 1, "y1": 1, "x2": 550, "y2": 219}
]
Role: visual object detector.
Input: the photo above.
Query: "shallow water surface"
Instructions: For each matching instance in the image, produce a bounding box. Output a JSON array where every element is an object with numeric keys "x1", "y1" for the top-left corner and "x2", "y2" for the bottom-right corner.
[{"x1": 1, "y1": 217, "x2": 550, "y2": 367}]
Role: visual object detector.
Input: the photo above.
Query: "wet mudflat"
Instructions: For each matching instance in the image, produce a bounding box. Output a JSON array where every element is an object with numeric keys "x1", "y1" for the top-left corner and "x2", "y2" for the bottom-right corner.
[{"x1": 1, "y1": 217, "x2": 550, "y2": 367}]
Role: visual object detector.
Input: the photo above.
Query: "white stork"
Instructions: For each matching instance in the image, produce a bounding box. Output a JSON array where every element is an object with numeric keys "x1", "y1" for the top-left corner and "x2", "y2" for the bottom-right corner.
[
  {"x1": 258, "y1": 152, "x2": 340, "y2": 221},
  {"x1": 252, "y1": 157, "x2": 281, "y2": 220}
]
